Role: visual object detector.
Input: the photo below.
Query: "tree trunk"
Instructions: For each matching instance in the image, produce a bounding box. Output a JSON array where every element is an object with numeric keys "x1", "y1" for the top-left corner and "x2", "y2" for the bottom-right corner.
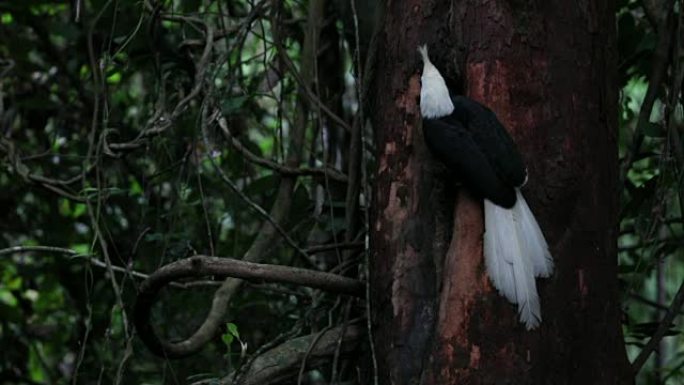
[{"x1": 369, "y1": 0, "x2": 633, "y2": 384}]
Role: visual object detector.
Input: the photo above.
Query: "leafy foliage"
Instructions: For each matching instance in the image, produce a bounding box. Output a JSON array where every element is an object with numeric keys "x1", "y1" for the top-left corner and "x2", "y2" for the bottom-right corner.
[
  {"x1": 0, "y1": 0, "x2": 364, "y2": 384},
  {"x1": 617, "y1": 1, "x2": 684, "y2": 383}
]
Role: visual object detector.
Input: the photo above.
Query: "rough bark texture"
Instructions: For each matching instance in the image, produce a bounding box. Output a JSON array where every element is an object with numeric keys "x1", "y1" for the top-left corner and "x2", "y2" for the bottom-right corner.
[{"x1": 369, "y1": 0, "x2": 633, "y2": 384}]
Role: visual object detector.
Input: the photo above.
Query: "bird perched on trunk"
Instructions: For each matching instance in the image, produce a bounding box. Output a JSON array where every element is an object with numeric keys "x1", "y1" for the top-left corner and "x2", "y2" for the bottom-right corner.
[{"x1": 417, "y1": 45, "x2": 553, "y2": 329}]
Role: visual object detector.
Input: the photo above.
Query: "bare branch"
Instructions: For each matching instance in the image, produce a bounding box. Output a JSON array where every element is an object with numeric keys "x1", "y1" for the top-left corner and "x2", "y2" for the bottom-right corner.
[
  {"x1": 0, "y1": 245, "x2": 81, "y2": 257},
  {"x1": 0, "y1": 245, "x2": 220, "y2": 289},
  {"x1": 620, "y1": 0, "x2": 677, "y2": 183},
  {"x1": 106, "y1": 19, "x2": 215, "y2": 153},
  {"x1": 139, "y1": 255, "x2": 364, "y2": 296},
  {"x1": 133, "y1": 255, "x2": 364, "y2": 357},
  {"x1": 205, "y1": 110, "x2": 318, "y2": 269},
  {"x1": 0, "y1": 137, "x2": 87, "y2": 202},
  {"x1": 218, "y1": 116, "x2": 348, "y2": 183},
  {"x1": 305, "y1": 241, "x2": 364, "y2": 254},
  {"x1": 270, "y1": 7, "x2": 351, "y2": 134}
]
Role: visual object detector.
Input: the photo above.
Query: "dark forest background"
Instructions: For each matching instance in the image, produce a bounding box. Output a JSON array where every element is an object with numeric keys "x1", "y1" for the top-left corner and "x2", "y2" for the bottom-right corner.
[{"x1": 0, "y1": 0, "x2": 681, "y2": 384}]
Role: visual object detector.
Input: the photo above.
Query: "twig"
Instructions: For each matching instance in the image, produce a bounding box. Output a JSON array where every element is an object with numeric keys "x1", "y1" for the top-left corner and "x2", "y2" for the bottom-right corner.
[
  {"x1": 195, "y1": 160, "x2": 216, "y2": 256},
  {"x1": 232, "y1": 320, "x2": 305, "y2": 385},
  {"x1": 205, "y1": 109, "x2": 318, "y2": 269},
  {"x1": 0, "y1": 138, "x2": 87, "y2": 202},
  {"x1": 618, "y1": 239, "x2": 683, "y2": 252},
  {"x1": 350, "y1": 0, "x2": 380, "y2": 382},
  {"x1": 269, "y1": 7, "x2": 351, "y2": 133},
  {"x1": 0, "y1": 246, "x2": 221, "y2": 290},
  {"x1": 218, "y1": 117, "x2": 348, "y2": 183},
  {"x1": 0, "y1": 245, "x2": 81, "y2": 257},
  {"x1": 620, "y1": 0, "x2": 676, "y2": 184},
  {"x1": 632, "y1": 279, "x2": 684, "y2": 373},
  {"x1": 179, "y1": 1, "x2": 268, "y2": 49},
  {"x1": 629, "y1": 293, "x2": 684, "y2": 314},
  {"x1": 305, "y1": 242, "x2": 364, "y2": 254},
  {"x1": 106, "y1": 20, "x2": 215, "y2": 153},
  {"x1": 330, "y1": 298, "x2": 353, "y2": 384},
  {"x1": 297, "y1": 326, "x2": 334, "y2": 385},
  {"x1": 668, "y1": 2, "x2": 684, "y2": 168}
]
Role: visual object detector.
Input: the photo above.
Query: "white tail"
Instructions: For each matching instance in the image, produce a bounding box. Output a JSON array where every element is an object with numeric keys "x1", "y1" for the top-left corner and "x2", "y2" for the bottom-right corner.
[
  {"x1": 483, "y1": 189, "x2": 553, "y2": 329},
  {"x1": 512, "y1": 190, "x2": 554, "y2": 277}
]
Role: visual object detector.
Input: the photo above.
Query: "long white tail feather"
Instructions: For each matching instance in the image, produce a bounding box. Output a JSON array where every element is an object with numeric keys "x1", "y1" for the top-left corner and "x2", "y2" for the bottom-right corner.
[
  {"x1": 512, "y1": 189, "x2": 553, "y2": 277},
  {"x1": 483, "y1": 201, "x2": 518, "y2": 302},
  {"x1": 511, "y1": 248, "x2": 542, "y2": 330},
  {"x1": 483, "y1": 190, "x2": 552, "y2": 329}
]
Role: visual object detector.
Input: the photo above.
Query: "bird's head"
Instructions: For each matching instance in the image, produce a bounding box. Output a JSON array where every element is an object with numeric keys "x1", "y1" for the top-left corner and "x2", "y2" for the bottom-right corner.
[{"x1": 418, "y1": 45, "x2": 454, "y2": 119}]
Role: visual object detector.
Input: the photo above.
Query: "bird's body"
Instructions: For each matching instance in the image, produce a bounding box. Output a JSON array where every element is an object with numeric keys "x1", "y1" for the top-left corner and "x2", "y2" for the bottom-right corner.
[
  {"x1": 423, "y1": 95, "x2": 526, "y2": 208},
  {"x1": 418, "y1": 45, "x2": 553, "y2": 329}
]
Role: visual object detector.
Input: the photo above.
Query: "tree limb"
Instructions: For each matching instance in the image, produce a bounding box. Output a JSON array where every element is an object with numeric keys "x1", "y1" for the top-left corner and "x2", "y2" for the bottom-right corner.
[
  {"x1": 133, "y1": 255, "x2": 364, "y2": 357},
  {"x1": 620, "y1": 0, "x2": 676, "y2": 184},
  {"x1": 220, "y1": 323, "x2": 363, "y2": 385}
]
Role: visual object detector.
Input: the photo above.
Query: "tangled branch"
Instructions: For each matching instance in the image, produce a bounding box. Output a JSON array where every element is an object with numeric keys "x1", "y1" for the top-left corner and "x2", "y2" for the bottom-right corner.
[{"x1": 133, "y1": 255, "x2": 364, "y2": 358}]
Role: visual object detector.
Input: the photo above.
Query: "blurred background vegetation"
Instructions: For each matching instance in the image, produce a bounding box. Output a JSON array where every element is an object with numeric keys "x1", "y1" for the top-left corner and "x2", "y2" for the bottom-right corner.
[{"x1": 0, "y1": 0, "x2": 682, "y2": 384}]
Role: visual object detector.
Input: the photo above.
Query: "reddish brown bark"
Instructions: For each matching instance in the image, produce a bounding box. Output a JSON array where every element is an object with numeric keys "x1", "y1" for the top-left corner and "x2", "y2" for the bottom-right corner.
[{"x1": 369, "y1": 0, "x2": 632, "y2": 384}]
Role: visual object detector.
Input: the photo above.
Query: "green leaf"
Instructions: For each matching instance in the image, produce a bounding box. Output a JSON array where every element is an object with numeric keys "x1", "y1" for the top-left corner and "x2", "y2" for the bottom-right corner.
[
  {"x1": 222, "y1": 333, "x2": 234, "y2": 346},
  {"x1": 227, "y1": 322, "x2": 239, "y2": 338},
  {"x1": 72, "y1": 203, "x2": 87, "y2": 218},
  {"x1": 28, "y1": 344, "x2": 47, "y2": 382},
  {"x1": 107, "y1": 72, "x2": 122, "y2": 85},
  {"x1": 58, "y1": 199, "x2": 71, "y2": 216},
  {"x1": 6, "y1": 276, "x2": 22, "y2": 290},
  {"x1": 0, "y1": 13, "x2": 12, "y2": 25},
  {"x1": 0, "y1": 289, "x2": 18, "y2": 307},
  {"x1": 71, "y1": 243, "x2": 90, "y2": 256},
  {"x1": 128, "y1": 177, "x2": 143, "y2": 196}
]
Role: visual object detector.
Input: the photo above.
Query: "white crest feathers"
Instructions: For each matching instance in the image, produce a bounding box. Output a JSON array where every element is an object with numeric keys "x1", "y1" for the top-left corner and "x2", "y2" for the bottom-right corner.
[{"x1": 418, "y1": 45, "x2": 454, "y2": 119}]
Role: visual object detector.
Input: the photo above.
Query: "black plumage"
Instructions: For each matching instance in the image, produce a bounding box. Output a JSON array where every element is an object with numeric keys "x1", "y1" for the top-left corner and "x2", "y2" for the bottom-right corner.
[{"x1": 422, "y1": 95, "x2": 527, "y2": 208}]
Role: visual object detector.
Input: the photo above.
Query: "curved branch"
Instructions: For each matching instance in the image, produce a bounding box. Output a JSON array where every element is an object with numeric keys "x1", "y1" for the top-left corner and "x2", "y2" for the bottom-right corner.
[
  {"x1": 0, "y1": 245, "x2": 221, "y2": 289},
  {"x1": 1, "y1": 138, "x2": 88, "y2": 202},
  {"x1": 133, "y1": 255, "x2": 364, "y2": 358}
]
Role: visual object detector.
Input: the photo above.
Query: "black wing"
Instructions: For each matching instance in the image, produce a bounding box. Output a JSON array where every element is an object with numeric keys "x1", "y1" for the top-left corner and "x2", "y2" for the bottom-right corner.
[
  {"x1": 448, "y1": 96, "x2": 527, "y2": 187},
  {"x1": 423, "y1": 118, "x2": 516, "y2": 208}
]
